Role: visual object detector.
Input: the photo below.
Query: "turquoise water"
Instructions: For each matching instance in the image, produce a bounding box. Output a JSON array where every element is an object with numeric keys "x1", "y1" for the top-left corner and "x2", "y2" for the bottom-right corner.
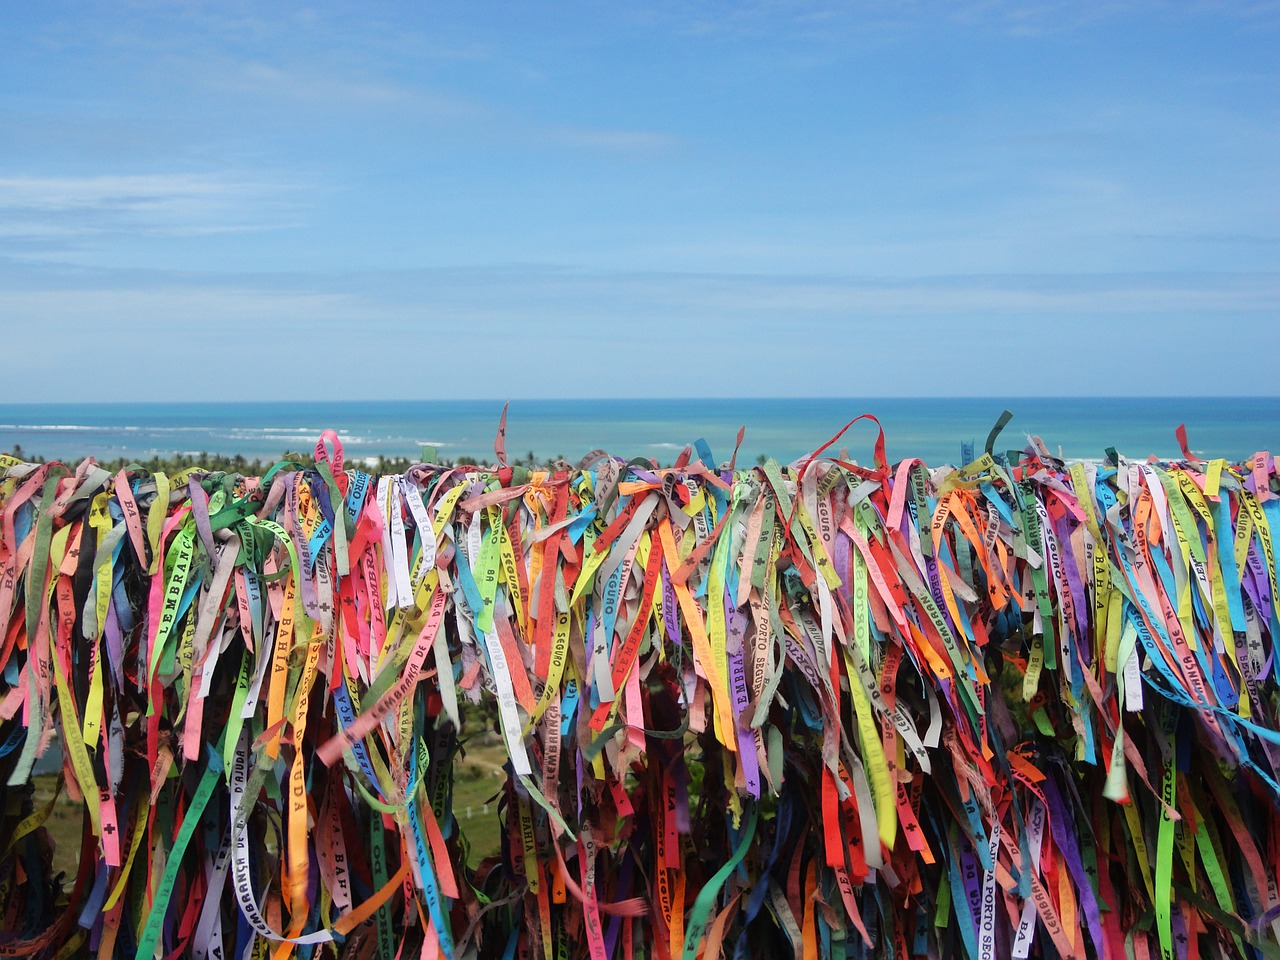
[{"x1": 0, "y1": 398, "x2": 1276, "y2": 467}]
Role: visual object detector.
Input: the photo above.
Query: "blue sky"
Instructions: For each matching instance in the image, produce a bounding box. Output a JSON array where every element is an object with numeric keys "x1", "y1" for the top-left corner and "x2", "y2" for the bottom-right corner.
[{"x1": 1, "y1": 1, "x2": 1276, "y2": 400}]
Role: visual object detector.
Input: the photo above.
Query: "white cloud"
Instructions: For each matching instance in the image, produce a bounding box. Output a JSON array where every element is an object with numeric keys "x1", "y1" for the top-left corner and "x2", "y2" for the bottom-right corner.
[
  {"x1": 544, "y1": 126, "x2": 680, "y2": 153},
  {"x1": 650, "y1": 0, "x2": 1280, "y2": 41},
  {"x1": 0, "y1": 172, "x2": 299, "y2": 242},
  {"x1": 211, "y1": 61, "x2": 482, "y2": 118},
  {"x1": 230, "y1": 63, "x2": 415, "y2": 104},
  {"x1": 0, "y1": 283, "x2": 345, "y2": 318},
  {"x1": 1, "y1": 264, "x2": 1275, "y2": 401},
  {"x1": 203, "y1": 60, "x2": 680, "y2": 155},
  {"x1": 0, "y1": 173, "x2": 252, "y2": 210},
  {"x1": 3, "y1": 265, "x2": 1275, "y2": 335}
]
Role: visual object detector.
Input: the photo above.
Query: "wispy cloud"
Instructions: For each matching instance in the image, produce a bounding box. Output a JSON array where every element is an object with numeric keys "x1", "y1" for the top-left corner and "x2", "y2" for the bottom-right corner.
[
  {"x1": 0, "y1": 173, "x2": 269, "y2": 212},
  {"x1": 455, "y1": 265, "x2": 1280, "y2": 318},
  {"x1": 0, "y1": 284, "x2": 352, "y2": 329},
  {"x1": 0, "y1": 172, "x2": 300, "y2": 244},
  {"x1": 5, "y1": 262, "x2": 1276, "y2": 328},
  {"x1": 544, "y1": 127, "x2": 680, "y2": 153},
  {"x1": 1, "y1": 264, "x2": 1275, "y2": 400},
  {"x1": 227, "y1": 63, "x2": 416, "y2": 104},
  {"x1": 1121, "y1": 231, "x2": 1280, "y2": 245},
  {"x1": 653, "y1": 0, "x2": 1280, "y2": 41},
  {"x1": 201, "y1": 58, "x2": 683, "y2": 157},
  {"x1": 212, "y1": 61, "x2": 481, "y2": 116}
]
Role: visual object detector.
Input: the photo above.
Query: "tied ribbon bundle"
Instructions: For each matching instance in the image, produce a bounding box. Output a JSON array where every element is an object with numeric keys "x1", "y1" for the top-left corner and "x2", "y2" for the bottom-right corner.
[{"x1": 1, "y1": 423, "x2": 1280, "y2": 960}]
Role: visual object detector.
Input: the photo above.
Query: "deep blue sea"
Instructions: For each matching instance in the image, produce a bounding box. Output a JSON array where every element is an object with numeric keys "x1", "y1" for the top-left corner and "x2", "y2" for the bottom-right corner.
[{"x1": 0, "y1": 398, "x2": 1276, "y2": 467}]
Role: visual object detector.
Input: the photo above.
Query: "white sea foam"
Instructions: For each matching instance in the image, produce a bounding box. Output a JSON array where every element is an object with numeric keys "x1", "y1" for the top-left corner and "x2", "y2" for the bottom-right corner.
[
  {"x1": 226, "y1": 433, "x2": 334, "y2": 443},
  {"x1": 0, "y1": 423, "x2": 102, "y2": 431}
]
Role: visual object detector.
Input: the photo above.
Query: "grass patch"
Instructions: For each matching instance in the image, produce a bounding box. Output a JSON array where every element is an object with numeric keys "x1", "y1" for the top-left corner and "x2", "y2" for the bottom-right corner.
[
  {"x1": 30, "y1": 775, "x2": 83, "y2": 882},
  {"x1": 452, "y1": 735, "x2": 510, "y2": 868},
  {"x1": 27, "y1": 734, "x2": 515, "y2": 880}
]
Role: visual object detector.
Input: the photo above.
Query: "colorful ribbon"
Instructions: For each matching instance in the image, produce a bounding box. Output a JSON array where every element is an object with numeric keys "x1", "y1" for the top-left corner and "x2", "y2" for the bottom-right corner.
[{"x1": 1, "y1": 423, "x2": 1279, "y2": 959}]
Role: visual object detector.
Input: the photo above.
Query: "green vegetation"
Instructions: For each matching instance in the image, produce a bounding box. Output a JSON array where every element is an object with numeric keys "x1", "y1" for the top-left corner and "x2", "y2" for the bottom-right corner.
[
  {"x1": 7, "y1": 446, "x2": 427, "y2": 476},
  {"x1": 30, "y1": 775, "x2": 83, "y2": 882},
  {"x1": 6, "y1": 446, "x2": 671, "y2": 476},
  {"x1": 451, "y1": 735, "x2": 509, "y2": 867},
  {"x1": 29, "y1": 731, "x2": 513, "y2": 880}
]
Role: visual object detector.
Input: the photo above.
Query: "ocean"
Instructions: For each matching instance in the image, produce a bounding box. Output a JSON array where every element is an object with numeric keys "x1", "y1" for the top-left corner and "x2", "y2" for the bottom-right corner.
[{"x1": 0, "y1": 397, "x2": 1276, "y2": 468}]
